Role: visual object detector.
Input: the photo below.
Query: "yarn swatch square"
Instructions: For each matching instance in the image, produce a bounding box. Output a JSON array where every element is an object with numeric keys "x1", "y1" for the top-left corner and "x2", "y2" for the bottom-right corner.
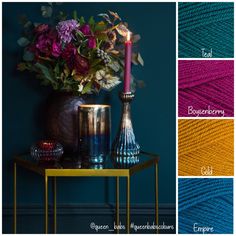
[
  {"x1": 178, "y1": 2, "x2": 234, "y2": 58},
  {"x1": 178, "y1": 60, "x2": 234, "y2": 117},
  {"x1": 178, "y1": 119, "x2": 234, "y2": 176},
  {"x1": 178, "y1": 178, "x2": 233, "y2": 234}
]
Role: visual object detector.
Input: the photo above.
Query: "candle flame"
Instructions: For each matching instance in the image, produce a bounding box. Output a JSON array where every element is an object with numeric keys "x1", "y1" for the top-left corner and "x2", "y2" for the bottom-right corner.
[{"x1": 127, "y1": 31, "x2": 131, "y2": 41}]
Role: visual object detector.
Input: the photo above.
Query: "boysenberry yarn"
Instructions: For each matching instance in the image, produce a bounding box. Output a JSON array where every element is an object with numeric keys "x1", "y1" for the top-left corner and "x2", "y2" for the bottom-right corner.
[{"x1": 178, "y1": 60, "x2": 234, "y2": 117}]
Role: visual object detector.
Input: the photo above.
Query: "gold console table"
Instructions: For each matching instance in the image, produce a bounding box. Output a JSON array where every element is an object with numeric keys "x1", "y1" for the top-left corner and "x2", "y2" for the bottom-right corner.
[{"x1": 13, "y1": 151, "x2": 159, "y2": 234}]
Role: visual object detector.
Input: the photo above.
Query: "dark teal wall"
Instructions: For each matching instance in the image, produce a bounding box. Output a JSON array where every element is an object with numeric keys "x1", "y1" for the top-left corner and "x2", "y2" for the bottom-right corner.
[{"x1": 3, "y1": 0, "x2": 175, "y2": 217}]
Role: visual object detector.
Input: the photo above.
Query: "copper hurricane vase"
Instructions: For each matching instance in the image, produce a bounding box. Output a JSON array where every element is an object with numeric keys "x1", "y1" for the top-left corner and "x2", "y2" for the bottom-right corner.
[
  {"x1": 112, "y1": 92, "x2": 140, "y2": 166},
  {"x1": 78, "y1": 104, "x2": 111, "y2": 164},
  {"x1": 45, "y1": 92, "x2": 85, "y2": 153}
]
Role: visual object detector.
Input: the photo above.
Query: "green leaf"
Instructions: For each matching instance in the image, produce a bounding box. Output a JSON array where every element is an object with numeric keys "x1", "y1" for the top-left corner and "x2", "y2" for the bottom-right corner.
[
  {"x1": 23, "y1": 50, "x2": 34, "y2": 61},
  {"x1": 98, "y1": 75, "x2": 121, "y2": 91},
  {"x1": 132, "y1": 34, "x2": 141, "y2": 43},
  {"x1": 17, "y1": 63, "x2": 28, "y2": 71},
  {"x1": 91, "y1": 58, "x2": 102, "y2": 67},
  {"x1": 72, "y1": 10, "x2": 78, "y2": 20},
  {"x1": 34, "y1": 22, "x2": 40, "y2": 27},
  {"x1": 108, "y1": 61, "x2": 120, "y2": 72},
  {"x1": 76, "y1": 31, "x2": 85, "y2": 39},
  {"x1": 96, "y1": 33, "x2": 108, "y2": 41},
  {"x1": 57, "y1": 11, "x2": 67, "y2": 21},
  {"x1": 64, "y1": 79, "x2": 77, "y2": 85},
  {"x1": 88, "y1": 16, "x2": 95, "y2": 27},
  {"x1": 24, "y1": 21, "x2": 32, "y2": 28},
  {"x1": 137, "y1": 53, "x2": 144, "y2": 66},
  {"x1": 37, "y1": 56, "x2": 53, "y2": 62},
  {"x1": 131, "y1": 53, "x2": 138, "y2": 65},
  {"x1": 35, "y1": 63, "x2": 55, "y2": 84},
  {"x1": 81, "y1": 81, "x2": 93, "y2": 94},
  {"x1": 17, "y1": 37, "x2": 30, "y2": 47},
  {"x1": 41, "y1": 6, "x2": 53, "y2": 18},
  {"x1": 132, "y1": 53, "x2": 144, "y2": 66},
  {"x1": 54, "y1": 63, "x2": 60, "y2": 76},
  {"x1": 98, "y1": 13, "x2": 112, "y2": 24},
  {"x1": 79, "y1": 16, "x2": 85, "y2": 26},
  {"x1": 94, "y1": 21, "x2": 107, "y2": 32}
]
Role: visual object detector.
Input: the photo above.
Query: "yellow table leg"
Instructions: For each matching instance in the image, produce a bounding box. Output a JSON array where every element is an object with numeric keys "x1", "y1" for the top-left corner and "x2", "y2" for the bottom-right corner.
[
  {"x1": 45, "y1": 175, "x2": 48, "y2": 234},
  {"x1": 116, "y1": 177, "x2": 119, "y2": 234},
  {"x1": 13, "y1": 163, "x2": 17, "y2": 234},
  {"x1": 126, "y1": 176, "x2": 130, "y2": 234},
  {"x1": 155, "y1": 163, "x2": 159, "y2": 234},
  {"x1": 53, "y1": 177, "x2": 57, "y2": 234}
]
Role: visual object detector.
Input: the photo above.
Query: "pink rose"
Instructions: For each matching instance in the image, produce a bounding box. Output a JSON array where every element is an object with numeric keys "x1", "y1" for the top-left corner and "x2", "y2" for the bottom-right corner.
[
  {"x1": 51, "y1": 41, "x2": 62, "y2": 58},
  {"x1": 88, "y1": 37, "x2": 96, "y2": 48}
]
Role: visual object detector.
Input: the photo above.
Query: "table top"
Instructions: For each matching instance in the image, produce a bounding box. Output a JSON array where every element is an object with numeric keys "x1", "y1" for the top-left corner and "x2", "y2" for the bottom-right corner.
[{"x1": 13, "y1": 151, "x2": 159, "y2": 177}]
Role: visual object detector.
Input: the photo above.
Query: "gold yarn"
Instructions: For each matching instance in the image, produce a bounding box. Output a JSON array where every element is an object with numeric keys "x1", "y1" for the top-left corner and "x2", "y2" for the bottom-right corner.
[{"x1": 178, "y1": 119, "x2": 234, "y2": 176}]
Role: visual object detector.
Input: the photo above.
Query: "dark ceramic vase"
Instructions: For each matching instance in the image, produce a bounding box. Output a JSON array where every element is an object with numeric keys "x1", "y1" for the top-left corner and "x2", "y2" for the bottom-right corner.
[{"x1": 45, "y1": 92, "x2": 86, "y2": 154}]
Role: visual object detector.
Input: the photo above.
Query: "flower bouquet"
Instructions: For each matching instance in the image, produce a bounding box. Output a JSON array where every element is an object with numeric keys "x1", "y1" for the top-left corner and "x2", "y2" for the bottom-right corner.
[{"x1": 17, "y1": 4, "x2": 144, "y2": 95}]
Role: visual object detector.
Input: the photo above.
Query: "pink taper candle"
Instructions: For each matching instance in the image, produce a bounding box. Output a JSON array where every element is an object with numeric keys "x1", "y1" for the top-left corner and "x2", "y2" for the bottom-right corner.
[{"x1": 124, "y1": 31, "x2": 132, "y2": 93}]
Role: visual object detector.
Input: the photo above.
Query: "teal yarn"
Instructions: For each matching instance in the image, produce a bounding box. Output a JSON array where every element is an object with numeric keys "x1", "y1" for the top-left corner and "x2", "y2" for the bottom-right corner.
[
  {"x1": 178, "y1": 178, "x2": 233, "y2": 234},
  {"x1": 179, "y1": 2, "x2": 234, "y2": 58}
]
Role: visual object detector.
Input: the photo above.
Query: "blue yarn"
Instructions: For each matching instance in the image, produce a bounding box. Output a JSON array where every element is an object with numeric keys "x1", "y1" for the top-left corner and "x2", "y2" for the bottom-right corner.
[
  {"x1": 178, "y1": 178, "x2": 233, "y2": 234},
  {"x1": 178, "y1": 2, "x2": 234, "y2": 58}
]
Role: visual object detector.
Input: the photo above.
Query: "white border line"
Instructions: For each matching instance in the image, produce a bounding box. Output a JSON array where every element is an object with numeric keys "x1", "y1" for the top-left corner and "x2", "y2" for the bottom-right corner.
[
  {"x1": 233, "y1": 1, "x2": 235, "y2": 235},
  {"x1": 176, "y1": 1, "x2": 179, "y2": 235},
  {"x1": 179, "y1": 58, "x2": 234, "y2": 60},
  {"x1": 178, "y1": 117, "x2": 234, "y2": 120},
  {"x1": 0, "y1": 1, "x2": 3, "y2": 235},
  {"x1": 177, "y1": 1, "x2": 235, "y2": 235},
  {"x1": 0, "y1": 1, "x2": 235, "y2": 236},
  {"x1": 179, "y1": 176, "x2": 234, "y2": 179}
]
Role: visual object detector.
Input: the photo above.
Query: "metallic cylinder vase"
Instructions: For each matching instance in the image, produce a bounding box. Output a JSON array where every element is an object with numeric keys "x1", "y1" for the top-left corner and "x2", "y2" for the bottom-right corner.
[
  {"x1": 78, "y1": 104, "x2": 111, "y2": 164},
  {"x1": 112, "y1": 92, "x2": 140, "y2": 167}
]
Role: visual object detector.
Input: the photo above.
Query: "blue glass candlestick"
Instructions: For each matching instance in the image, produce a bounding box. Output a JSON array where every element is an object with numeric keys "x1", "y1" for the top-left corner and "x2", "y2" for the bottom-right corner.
[{"x1": 112, "y1": 92, "x2": 140, "y2": 166}]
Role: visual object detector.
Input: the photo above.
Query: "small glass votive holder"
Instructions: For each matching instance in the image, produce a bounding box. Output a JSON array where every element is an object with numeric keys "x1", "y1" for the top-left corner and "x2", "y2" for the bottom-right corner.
[
  {"x1": 30, "y1": 140, "x2": 64, "y2": 163},
  {"x1": 78, "y1": 104, "x2": 111, "y2": 164}
]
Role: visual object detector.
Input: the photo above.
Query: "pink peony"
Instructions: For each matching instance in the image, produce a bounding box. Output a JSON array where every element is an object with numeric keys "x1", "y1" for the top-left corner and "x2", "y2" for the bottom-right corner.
[
  {"x1": 79, "y1": 24, "x2": 91, "y2": 36},
  {"x1": 33, "y1": 28, "x2": 61, "y2": 58},
  {"x1": 35, "y1": 34, "x2": 51, "y2": 56}
]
